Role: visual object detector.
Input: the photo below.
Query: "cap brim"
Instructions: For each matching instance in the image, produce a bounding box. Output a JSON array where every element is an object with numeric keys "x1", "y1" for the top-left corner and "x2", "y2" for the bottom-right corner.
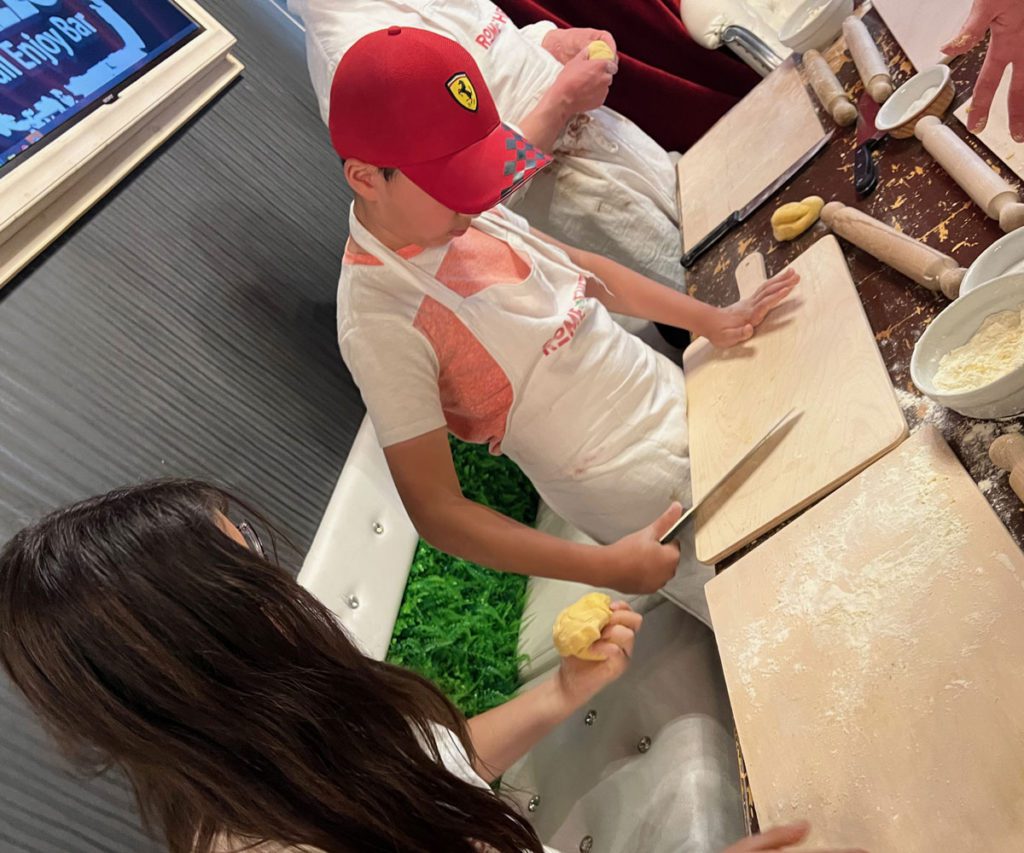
[{"x1": 402, "y1": 123, "x2": 552, "y2": 216}]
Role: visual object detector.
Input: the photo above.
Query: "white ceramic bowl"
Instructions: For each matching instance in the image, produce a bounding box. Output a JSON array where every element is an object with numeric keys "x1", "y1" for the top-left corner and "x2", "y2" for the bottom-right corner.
[
  {"x1": 961, "y1": 228, "x2": 1024, "y2": 295},
  {"x1": 911, "y1": 272, "x2": 1024, "y2": 419},
  {"x1": 876, "y1": 65, "x2": 953, "y2": 133},
  {"x1": 778, "y1": 0, "x2": 854, "y2": 53}
]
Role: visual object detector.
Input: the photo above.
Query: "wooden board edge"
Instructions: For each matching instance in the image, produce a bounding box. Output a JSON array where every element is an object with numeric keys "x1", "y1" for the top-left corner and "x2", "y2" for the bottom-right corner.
[
  {"x1": 0, "y1": 53, "x2": 242, "y2": 289},
  {"x1": 695, "y1": 414, "x2": 910, "y2": 565}
]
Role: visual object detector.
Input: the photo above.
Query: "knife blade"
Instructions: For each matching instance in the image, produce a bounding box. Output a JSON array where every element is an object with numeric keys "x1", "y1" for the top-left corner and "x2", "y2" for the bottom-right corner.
[
  {"x1": 659, "y1": 408, "x2": 802, "y2": 544},
  {"x1": 854, "y1": 91, "x2": 885, "y2": 197},
  {"x1": 680, "y1": 132, "x2": 833, "y2": 269}
]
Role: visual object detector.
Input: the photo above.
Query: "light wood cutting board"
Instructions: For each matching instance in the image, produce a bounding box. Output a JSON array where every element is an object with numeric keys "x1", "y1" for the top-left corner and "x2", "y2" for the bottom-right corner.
[
  {"x1": 677, "y1": 57, "x2": 827, "y2": 254},
  {"x1": 955, "y1": 66, "x2": 1024, "y2": 181},
  {"x1": 683, "y1": 236, "x2": 907, "y2": 564},
  {"x1": 872, "y1": 0, "x2": 972, "y2": 71},
  {"x1": 706, "y1": 426, "x2": 1024, "y2": 852}
]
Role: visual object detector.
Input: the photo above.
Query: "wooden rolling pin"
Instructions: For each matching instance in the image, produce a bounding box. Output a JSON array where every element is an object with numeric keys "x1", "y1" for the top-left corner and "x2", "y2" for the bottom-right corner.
[
  {"x1": 802, "y1": 49, "x2": 857, "y2": 127},
  {"x1": 989, "y1": 434, "x2": 1024, "y2": 504},
  {"x1": 821, "y1": 201, "x2": 965, "y2": 298},
  {"x1": 915, "y1": 116, "x2": 1024, "y2": 233},
  {"x1": 842, "y1": 16, "x2": 892, "y2": 103}
]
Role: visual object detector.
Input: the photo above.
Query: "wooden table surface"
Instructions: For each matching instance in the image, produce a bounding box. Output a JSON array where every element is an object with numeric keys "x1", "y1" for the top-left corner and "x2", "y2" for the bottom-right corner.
[
  {"x1": 686, "y1": 8, "x2": 1024, "y2": 834},
  {"x1": 687, "y1": 10, "x2": 1024, "y2": 567}
]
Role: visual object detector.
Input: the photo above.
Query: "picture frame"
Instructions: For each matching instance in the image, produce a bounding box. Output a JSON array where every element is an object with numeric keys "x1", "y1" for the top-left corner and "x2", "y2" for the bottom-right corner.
[{"x1": 0, "y1": 0, "x2": 243, "y2": 288}]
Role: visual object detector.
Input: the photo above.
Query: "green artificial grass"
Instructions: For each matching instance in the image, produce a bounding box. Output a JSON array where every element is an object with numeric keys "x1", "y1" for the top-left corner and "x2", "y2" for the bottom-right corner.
[{"x1": 387, "y1": 436, "x2": 537, "y2": 717}]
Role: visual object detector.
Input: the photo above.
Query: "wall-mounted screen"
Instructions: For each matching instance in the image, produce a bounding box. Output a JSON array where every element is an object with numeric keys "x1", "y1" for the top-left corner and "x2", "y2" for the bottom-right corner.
[{"x1": 1, "y1": 1, "x2": 202, "y2": 174}]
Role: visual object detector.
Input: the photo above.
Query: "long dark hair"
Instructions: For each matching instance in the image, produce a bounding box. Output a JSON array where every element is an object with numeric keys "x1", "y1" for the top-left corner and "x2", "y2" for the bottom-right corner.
[{"x1": 0, "y1": 480, "x2": 543, "y2": 853}]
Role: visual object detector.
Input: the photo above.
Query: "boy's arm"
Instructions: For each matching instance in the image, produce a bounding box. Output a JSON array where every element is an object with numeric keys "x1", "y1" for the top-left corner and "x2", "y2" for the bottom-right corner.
[
  {"x1": 531, "y1": 229, "x2": 800, "y2": 349},
  {"x1": 383, "y1": 428, "x2": 682, "y2": 593}
]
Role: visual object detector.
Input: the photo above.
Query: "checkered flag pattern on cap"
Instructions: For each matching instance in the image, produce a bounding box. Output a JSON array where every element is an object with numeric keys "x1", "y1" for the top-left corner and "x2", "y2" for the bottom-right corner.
[{"x1": 500, "y1": 126, "x2": 551, "y2": 200}]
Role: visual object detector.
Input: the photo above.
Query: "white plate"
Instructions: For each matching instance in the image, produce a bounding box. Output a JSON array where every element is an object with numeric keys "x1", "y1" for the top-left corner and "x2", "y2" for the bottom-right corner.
[{"x1": 961, "y1": 227, "x2": 1024, "y2": 295}]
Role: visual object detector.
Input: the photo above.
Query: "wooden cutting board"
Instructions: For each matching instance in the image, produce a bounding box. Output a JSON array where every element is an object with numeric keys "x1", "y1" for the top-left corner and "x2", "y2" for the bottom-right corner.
[
  {"x1": 706, "y1": 426, "x2": 1024, "y2": 852},
  {"x1": 677, "y1": 57, "x2": 828, "y2": 254},
  {"x1": 872, "y1": 0, "x2": 972, "y2": 71},
  {"x1": 955, "y1": 66, "x2": 1024, "y2": 181},
  {"x1": 683, "y1": 236, "x2": 906, "y2": 564}
]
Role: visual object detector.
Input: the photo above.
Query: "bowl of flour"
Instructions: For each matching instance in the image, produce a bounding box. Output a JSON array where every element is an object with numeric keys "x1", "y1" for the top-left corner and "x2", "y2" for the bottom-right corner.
[
  {"x1": 778, "y1": 0, "x2": 853, "y2": 53},
  {"x1": 912, "y1": 272, "x2": 1024, "y2": 419}
]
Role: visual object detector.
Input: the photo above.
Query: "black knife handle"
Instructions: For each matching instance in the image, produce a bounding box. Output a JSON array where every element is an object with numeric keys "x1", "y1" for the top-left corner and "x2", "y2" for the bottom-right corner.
[
  {"x1": 681, "y1": 211, "x2": 741, "y2": 269},
  {"x1": 854, "y1": 142, "x2": 879, "y2": 197}
]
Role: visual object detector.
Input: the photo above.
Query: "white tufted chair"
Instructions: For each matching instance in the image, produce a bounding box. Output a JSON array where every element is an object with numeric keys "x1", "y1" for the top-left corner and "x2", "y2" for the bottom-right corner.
[{"x1": 298, "y1": 416, "x2": 745, "y2": 852}]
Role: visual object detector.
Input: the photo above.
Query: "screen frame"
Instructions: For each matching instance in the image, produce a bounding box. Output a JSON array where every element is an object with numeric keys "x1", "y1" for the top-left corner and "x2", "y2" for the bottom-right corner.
[
  {"x1": 0, "y1": 0, "x2": 242, "y2": 288},
  {"x1": 0, "y1": 1, "x2": 206, "y2": 178}
]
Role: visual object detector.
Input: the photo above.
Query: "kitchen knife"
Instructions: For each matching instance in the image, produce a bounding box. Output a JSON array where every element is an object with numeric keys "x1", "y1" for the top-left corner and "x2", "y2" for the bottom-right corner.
[
  {"x1": 659, "y1": 408, "x2": 802, "y2": 544},
  {"x1": 680, "y1": 133, "x2": 833, "y2": 269},
  {"x1": 854, "y1": 91, "x2": 886, "y2": 197}
]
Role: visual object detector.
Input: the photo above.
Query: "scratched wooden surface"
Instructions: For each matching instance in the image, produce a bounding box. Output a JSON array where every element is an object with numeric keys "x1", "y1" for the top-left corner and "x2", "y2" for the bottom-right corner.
[
  {"x1": 687, "y1": 10, "x2": 1024, "y2": 569},
  {"x1": 695, "y1": 8, "x2": 1024, "y2": 836}
]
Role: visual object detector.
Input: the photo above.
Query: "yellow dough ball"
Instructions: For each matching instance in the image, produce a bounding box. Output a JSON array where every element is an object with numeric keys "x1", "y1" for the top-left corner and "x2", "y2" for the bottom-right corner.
[
  {"x1": 552, "y1": 592, "x2": 613, "y2": 660},
  {"x1": 771, "y1": 195, "x2": 825, "y2": 241},
  {"x1": 587, "y1": 40, "x2": 615, "y2": 61}
]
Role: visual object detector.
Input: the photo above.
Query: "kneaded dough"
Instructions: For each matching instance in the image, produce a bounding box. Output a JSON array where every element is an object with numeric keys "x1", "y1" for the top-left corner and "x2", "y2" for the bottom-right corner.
[
  {"x1": 933, "y1": 304, "x2": 1024, "y2": 392},
  {"x1": 771, "y1": 195, "x2": 825, "y2": 241},
  {"x1": 587, "y1": 40, "x2": 615, "y2": 61},
  {"x1": 552, "y1": 592, "x2": 613, "y2": 660}
]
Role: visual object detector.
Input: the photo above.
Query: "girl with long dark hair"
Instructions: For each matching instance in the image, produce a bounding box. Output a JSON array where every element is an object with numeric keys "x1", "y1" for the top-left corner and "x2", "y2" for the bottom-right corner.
[{"x1": 0, "y1": 480, "x2": 864, "y2": 853}]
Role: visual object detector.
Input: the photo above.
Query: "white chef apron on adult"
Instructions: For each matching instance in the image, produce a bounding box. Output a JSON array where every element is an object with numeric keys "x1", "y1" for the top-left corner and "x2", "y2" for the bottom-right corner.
[
  {"x1": 347, "y1": 206, "x2": 713, "y2": 621},
  {"x1": 290, "y1": 0, "x2": 685, "y2": 290}
]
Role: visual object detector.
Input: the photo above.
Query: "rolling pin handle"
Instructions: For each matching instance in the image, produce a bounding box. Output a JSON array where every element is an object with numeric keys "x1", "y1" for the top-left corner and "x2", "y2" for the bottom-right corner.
[
  {"x1": 990, "y1": 434, "x2": 1024, "y2": 505},
  {"x1": 936, "y1": 267, "x2": 966, "y2": 300},
  {"x1": 998, "y1": 203, "x2": 1024, "y2": 233},
  {"x1": 990, "y1": 434, "x2": 1024, "y2": 473}
]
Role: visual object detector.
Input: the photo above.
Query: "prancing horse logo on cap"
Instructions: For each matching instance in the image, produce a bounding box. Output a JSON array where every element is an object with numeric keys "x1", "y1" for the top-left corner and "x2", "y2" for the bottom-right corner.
[{"x1": 446, "y1": 72, "x2": 478, "y2": 112}]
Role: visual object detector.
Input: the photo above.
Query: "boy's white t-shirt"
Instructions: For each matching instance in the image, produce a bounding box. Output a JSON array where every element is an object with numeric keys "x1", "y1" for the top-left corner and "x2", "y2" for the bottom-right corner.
[{"x1": 339, "y1": 205, "x2": 581, "y2": 451}]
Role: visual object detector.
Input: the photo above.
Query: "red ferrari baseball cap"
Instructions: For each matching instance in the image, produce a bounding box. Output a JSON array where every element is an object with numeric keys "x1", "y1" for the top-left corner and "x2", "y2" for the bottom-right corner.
[{"x1": 329, "y1": 26, "x2": 552, "y2": 215}]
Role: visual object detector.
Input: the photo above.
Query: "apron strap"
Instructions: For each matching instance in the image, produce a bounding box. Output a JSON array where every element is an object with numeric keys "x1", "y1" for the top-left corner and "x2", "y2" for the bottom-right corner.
[{"x1": 347, "y1": 205, "x2": 464, "y2": 313}]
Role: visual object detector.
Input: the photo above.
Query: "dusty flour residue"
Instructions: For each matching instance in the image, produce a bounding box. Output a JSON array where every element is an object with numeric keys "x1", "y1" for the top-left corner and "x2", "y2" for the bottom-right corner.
[{"x1": 734, "y1": 441, "x2": 971, "y2": 721}]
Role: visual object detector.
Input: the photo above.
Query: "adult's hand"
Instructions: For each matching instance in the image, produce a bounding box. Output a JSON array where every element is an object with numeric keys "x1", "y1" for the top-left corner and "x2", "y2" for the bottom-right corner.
[
  {"x1": 724, "y1": 821, "x2": 868, "y2": 853},
  {"x1": 541, "y1": 27, "x2": 616, "y2": 65},
  {"x1": 941, "y1": 0, "x2": 1024, "y2": 140}
]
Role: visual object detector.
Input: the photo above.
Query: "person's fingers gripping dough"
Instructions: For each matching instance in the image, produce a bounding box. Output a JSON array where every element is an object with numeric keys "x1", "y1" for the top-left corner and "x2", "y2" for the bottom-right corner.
[
  {"x1": 587, "y1": 40, "x2": 616, "y2": 61},
  {"x1": 553, "y1": 592, "x2": 614, "y2": 660}
]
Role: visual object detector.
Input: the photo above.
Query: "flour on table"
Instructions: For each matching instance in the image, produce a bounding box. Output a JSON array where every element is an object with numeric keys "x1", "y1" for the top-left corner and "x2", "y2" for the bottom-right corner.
[{"x1": 933, "y1": 304, "x2": 1024, "y2": 392}]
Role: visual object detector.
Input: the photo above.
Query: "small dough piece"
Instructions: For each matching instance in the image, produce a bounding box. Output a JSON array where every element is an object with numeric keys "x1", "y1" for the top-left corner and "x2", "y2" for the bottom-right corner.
[
  {"x1": 771, "y1": 195, "x2": 825, "y2": 241},
  {"x1": 552, "y1": 593, "x2": 613, "y2": 660},
  {"x1": 587, "y1": 40, "x2": 615, "y2": 61}
]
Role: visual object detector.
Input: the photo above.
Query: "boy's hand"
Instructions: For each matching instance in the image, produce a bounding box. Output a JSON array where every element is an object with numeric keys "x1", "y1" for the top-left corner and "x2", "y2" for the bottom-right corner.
[
  {"x1": 704, "y1": 268, "x2": 799, "y2": 349},
  {"x1": 941, "y1": 0, "x2": 1024, "y2": 140},
  {"x1": 601, "y1": 503, "x2": 682, "y2": 593},
  {"x1": 548, "y1": 46, "x2": 618, "y2": 118},
  {"x1": 555, "y1": 602, "x2": 640, "y2": 706},
  {"x1": 724, "y1": 821, "x2": 867, "y2": 853},
  {"x1": 541, "y1": 27, "x2": 616, "y2": 65}
]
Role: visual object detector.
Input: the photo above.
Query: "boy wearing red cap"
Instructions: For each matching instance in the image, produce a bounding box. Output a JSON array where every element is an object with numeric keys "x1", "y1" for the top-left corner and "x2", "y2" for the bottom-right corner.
[{"x1": 332, "y1": 28, "x2": 797, "y2": 620}]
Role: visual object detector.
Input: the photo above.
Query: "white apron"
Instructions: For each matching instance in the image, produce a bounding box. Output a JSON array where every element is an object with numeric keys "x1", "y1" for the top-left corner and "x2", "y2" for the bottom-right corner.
[
  {"x1": 347, "y1": 206, "x2": 713, "y2": 621},
  {"x1": 290, "y1": 0, "x2": 685, "y2": 290}
]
